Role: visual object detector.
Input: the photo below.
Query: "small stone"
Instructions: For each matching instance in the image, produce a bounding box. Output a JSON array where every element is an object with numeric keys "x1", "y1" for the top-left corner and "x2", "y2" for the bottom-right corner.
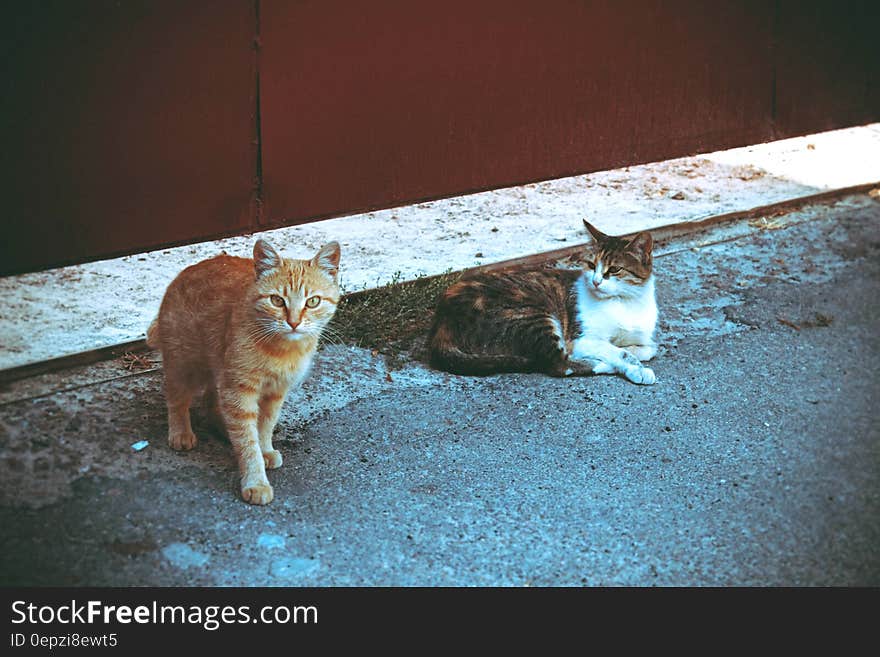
[
  {"x1": 257, "y1": 533, "x2": 286, "y2": 550},
  {"x1": 131, "y1": 440, "x2": 149, "y2": 451},
  {"x1": 162, "y1": 543, "x2": 209, "y2": 569}
]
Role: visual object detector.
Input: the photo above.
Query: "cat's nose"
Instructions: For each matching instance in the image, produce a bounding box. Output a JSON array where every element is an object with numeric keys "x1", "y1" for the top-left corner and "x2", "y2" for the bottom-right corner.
[
  {"x1": 287, "y1": 320, "x2": 300, "y2": 330},
  {"x1": 592, "y1": 277, "x2": 602, "y2": 288}
]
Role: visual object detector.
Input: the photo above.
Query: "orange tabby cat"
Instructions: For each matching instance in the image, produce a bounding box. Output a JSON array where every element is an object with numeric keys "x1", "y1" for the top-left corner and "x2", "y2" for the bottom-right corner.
[{"x1": 146, "y1": 239, "x2": 341, "y2": 505}]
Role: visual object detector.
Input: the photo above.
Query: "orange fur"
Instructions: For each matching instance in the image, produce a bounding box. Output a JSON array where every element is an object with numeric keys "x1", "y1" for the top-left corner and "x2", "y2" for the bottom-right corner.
[{"x1": 149, "y1": 239, "x2": 341, "y2": 505}]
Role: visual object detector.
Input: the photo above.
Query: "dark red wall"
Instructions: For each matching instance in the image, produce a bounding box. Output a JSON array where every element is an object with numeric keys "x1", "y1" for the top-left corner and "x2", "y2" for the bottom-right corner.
[
  {"x1": 1, "y1": 1, "x2": 257, "y2": 275},
  {"x1": 774, "y1": 1, "x2": 880, "y2": 135},
  {"x1": 2, "y1": 1, "x2": 877, "y2": 275},
  {"x1": 259, "y1": 0, "x2": 776, "y2": 224}
]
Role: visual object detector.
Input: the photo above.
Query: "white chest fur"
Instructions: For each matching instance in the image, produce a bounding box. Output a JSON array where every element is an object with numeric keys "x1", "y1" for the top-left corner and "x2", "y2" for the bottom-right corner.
[{"x1": 574, "y1": 274, "x2": 658, "y2": 345}]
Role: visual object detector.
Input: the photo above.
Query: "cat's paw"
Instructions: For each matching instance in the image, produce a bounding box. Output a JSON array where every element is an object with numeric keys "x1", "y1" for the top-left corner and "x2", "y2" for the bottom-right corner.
[
  {"x1": 241, "y1": 482, "x2": 274, "y2": 505},
  {"x1": 591, "y1": 361, "x2": 615, "y2": 374},
  {"x1": 625, "y1": 366, "x2": 656, "y2": 385},
  {"x1": 168, "y1": 430, "x2": 198, "y2": 451},
  {"x1": 263, "y1": 449, "x2": 283, "y2": 470},
  {"x1": 624, "y1": 345, "x2": 657, "y2": 362}
]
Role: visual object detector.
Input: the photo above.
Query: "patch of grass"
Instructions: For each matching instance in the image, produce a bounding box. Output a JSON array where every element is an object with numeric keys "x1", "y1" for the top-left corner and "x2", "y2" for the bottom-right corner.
[
  {"x1": 119, "y1": 351, "x2": 155, "y2": 371},
  {"x1": 326, "y1": 269, "x2": 462, "y2": 365}
]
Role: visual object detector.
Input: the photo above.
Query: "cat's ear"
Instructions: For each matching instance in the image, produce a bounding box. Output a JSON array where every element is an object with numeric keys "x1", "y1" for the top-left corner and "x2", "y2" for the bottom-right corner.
[
  {"x1": 253, "y1": 239, "x2": 283, "y2": 279},
  {"x1": 583, "y1": 219, "x2": 608, "y2": 244},
  {"x1": 312, "y1": 241, "x2": 341, "y2": 279},
  {"x1": 626, "y1": 231, "x2": 653, "y2": 267}
]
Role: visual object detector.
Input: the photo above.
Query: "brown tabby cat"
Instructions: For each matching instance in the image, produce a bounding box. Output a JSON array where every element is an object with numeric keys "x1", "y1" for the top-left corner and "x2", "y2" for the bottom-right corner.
[
  {"x1": 427, "y1": 220, "x2": 658, "y2": 384},
  {"x1": 147, "y1": 239, "x2": 341, "y2": 505}
]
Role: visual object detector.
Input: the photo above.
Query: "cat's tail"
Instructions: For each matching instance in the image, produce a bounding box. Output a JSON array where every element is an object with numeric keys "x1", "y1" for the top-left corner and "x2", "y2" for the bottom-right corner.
[
  {"x1": 429, "y1": 344, "x2": 534, "y2": 376},
  {"x1": 426, "y1": 316, "x2": 536, "y2": 375},
  {"x1": 146, "y1": 318, "x2": 160, "y2": 349}
]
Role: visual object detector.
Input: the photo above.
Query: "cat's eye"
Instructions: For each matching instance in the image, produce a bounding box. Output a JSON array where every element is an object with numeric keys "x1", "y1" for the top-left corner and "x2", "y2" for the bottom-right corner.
[
  {"x1": 605, "y1": 266, "x2": 622, "y2": 275},
  {"x1": 269, "y1": 295, "x2": 286, "y2": 307},
  {"x1": 305, "y1": 295, "x2": 321, "y2": 309},
  {"x1": 586, "y1": 261, "x2": 596, "y2": 270}
]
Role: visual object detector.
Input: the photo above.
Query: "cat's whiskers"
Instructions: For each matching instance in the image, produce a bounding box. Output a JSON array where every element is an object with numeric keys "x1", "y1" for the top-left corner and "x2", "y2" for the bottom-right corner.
[
  {"x1": 247, "y1": 318, "x2": 286, "y2": 345},
  {"x1": 315, "y1": 324, "x2": 346, "y2": 348}
]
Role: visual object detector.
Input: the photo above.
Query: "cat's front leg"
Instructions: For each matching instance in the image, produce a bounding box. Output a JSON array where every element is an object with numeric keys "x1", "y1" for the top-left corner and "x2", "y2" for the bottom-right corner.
[
  {"x1": 258, "y1": 385, "x2": 288, "y2": 470},
  {"x1": 220, "y1": 385, "x2": 273, "y2": 505},
  {"x1": 570, "y1": 337, "x2": 656, "y2": 385},
  {"x1": 621, "y1": 342, "x2": 657, "y2": 362}
]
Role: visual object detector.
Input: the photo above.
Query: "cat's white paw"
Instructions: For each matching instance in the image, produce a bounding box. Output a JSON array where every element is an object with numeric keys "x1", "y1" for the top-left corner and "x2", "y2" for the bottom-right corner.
[
  {"x1": 241, "y1": 481, "x2": 274, "y2": 505},
  {"x1": 625, "y1": 366, "x2": 656, "y2": 385},
  {"x1": 263, "y1": 449, "x2": 283, "y2": 470},
  {"x1": 592, "y1": 361, "x2": 615, "y2": 374}
]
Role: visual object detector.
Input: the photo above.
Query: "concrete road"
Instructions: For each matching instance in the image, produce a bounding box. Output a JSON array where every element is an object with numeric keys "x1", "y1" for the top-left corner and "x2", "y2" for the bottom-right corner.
[{"x1": 1, "y1": 194, "x2": 878, "y2": 586}]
